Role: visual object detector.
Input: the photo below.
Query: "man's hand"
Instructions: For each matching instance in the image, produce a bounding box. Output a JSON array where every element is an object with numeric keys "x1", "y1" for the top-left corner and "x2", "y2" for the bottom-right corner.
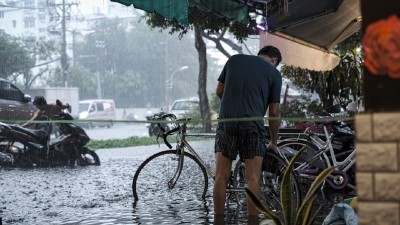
[{"x1": 267, "y1": 142, "x2": 279, "y2": 154}]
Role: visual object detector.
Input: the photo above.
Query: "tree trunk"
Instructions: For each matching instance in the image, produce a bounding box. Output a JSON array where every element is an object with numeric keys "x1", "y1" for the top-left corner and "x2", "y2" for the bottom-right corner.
[{"x1": 194, "y1": 26, "x2": 211, "y2": 132}]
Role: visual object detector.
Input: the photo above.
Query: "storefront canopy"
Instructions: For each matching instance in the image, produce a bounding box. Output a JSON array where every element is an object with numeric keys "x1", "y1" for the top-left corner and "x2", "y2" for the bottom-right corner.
[
  {"x1": 267, "y1": 0, "x2": 361, "y2": 52},
  {"x1": 109, "y1": 0, "x2": 249, "y2": 25},
  {"x1": 261, "y1": 0, "x2": 361, "y2": 71},
  {"x1": 110, "y1": 0, "x2": 361, "y2": 71}
]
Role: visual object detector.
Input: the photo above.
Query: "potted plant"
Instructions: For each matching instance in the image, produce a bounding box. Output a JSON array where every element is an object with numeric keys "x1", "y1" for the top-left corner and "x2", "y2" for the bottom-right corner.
[{"x1": 246, "y1": 147, "x2": 335, "y2": 225}]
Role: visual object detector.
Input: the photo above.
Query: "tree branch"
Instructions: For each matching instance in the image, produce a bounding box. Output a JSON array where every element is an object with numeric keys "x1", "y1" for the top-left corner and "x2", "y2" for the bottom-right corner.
[
  {"x1": 202, "y1": 28, "x2": 244, "y2": 58},
  {"x1": 32, "y1": 57, "x2": 60, "y2": 68}
]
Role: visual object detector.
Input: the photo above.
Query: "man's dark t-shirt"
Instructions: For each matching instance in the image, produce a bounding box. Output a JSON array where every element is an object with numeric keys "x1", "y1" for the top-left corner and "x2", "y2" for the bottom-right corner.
[{"x1": 217, "y1": 54, "x2": 282, "y2": 134}]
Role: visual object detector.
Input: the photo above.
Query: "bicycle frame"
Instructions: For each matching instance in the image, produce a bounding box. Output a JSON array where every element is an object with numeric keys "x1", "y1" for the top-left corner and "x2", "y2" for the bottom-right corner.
[
  {"x1": 277, "y1": 124, "x2": 356, "y2": 190},
  {"x1": 166, "y1": 123, "x2": 215, "y2": 190},
  {"x1": 277, "y1": 123, "x2": 355, "y2": 171},
  {"x1": 307, "y1": 125, "x2": 356, "y2": 172},
  {"x1": 165, "y1": 123, "x2": 252, "y2": 195}
]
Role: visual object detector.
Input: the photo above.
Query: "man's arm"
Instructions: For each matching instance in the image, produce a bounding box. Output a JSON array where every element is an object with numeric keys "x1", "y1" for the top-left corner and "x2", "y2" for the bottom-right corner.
[
  {"x1": 216, "y1": 81, "x2": 224, "y2": 99},
  {"x1": 22, "y1": 110, "x2": 39, "y2": 127},
  {"x1": 268, "y1": 102, "x2": 280, "y2": 146}
]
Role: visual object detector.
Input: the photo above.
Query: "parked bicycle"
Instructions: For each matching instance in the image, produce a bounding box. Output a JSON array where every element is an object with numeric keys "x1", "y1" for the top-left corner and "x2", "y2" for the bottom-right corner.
[
  {"x1": 132, "y1": 113, "x2": 300, "y2": 220},
  {"x1": 275, "y1": 88, "x2": 357, "y2": 198}
]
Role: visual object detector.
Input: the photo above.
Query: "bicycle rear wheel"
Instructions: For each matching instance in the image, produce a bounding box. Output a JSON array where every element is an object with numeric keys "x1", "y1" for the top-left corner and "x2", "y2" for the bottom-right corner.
[
  {"x1": 278, "y1": 139, "x2": 327, "y2": 170},
  {"x1": 232, "y1": 151, "x2": 301, "y2": 220},
  {"x1": 277, "y1": 139, "x2": 330, "y2": 202},
  {"x1": 132, "y1": 150, "x2": 208, "y2": 202}
]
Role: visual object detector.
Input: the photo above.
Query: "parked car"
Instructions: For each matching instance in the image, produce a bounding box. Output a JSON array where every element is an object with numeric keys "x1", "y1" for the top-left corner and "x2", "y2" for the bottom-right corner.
[
  {"x1": 170, "y1": 97, "x2": 200, "y2": 119},
  {"x1": 0, "y1": 78, "x2": 36, "y2": 123},
  {"x1": 170, "y1": 97, "x2": 219, "y2": 131},
  {"x1": 78, "y1": 99, "x2": 116, "y2": 128}
]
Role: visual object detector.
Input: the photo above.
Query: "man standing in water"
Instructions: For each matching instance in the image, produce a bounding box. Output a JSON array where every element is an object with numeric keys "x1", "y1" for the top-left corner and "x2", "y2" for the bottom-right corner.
[{"x1": 214, "y1": 45, "x2": 282, "y2": 219}]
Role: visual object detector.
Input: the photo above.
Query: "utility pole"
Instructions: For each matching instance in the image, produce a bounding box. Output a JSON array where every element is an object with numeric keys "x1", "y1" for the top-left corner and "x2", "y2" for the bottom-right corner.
[
  {"x1": 61, "y1": 0, "x2": 68, "y2": 87},
  {"x1": 48, "y1": 0, "x2": 77, "y2": 87},
  {"x1": 95, "y1": 40, "x2": 106, "y2": 99}
]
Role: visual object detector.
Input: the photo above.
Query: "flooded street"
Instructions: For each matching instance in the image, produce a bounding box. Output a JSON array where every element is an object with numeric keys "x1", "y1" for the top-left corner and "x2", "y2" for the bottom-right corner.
[{"x1": 0, "y1": 139, "x2": 253, "y2": 225}]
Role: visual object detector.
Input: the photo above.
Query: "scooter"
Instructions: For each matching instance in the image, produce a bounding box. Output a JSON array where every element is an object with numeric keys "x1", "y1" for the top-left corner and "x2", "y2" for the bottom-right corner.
[{"x1": 0, "y1": 105, "x2": 100, "y2": 168}]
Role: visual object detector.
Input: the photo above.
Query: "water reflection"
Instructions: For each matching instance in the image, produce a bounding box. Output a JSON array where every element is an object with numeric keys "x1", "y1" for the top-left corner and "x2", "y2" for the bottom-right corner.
[{"x1": 132, "y1": 198, "x2": 213, "y2": 224}]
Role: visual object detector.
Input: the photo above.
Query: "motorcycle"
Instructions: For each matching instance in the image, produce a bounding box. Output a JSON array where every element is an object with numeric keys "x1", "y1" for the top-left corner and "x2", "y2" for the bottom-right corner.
[
  {"x1": 145, "y1": 111, "x2": 170, "y2": 137},
  {"x1": 0, "y1": 103, "x2": 100, "y2": 168}
]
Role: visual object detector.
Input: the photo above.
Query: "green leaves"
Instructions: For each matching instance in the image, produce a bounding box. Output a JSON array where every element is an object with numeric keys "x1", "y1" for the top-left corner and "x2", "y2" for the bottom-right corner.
[
  {"x1": 245, "y1": 187, "x2": 283, "y2": 225},
  {"x1": 246, "y1": 147, "x2": 335, "y2": 225},
  {"x1": 0, "y1": 32, "x2": 35, "y2": 79}
]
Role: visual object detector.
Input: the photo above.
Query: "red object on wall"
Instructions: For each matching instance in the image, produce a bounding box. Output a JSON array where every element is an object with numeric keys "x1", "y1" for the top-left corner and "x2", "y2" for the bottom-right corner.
[{"x1": 362, "y1": 0, "x2": 400, "y2": 112}]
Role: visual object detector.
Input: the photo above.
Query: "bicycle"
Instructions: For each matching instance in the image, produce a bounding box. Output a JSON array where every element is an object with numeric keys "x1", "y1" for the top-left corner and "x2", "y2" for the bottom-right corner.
[
  {"x1": 277, "y1": 124, "x2": 356, "y2": 191},
  {"x1": 131, "y1": 113, "x2": 301, "y2": 219},
  {"x1": 275, "y1": 89, "x2": 357, "y2": 196}
]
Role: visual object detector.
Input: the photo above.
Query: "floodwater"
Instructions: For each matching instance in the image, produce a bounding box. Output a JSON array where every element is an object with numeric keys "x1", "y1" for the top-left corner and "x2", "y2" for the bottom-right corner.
[{"x1": 0, "y1": 141, "x2": 263, "y2": 225}]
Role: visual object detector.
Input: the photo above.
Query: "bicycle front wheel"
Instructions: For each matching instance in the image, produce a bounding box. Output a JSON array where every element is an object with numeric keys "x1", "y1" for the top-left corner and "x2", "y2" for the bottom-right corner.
[{"x1": 132, "y1": 150, "x2": 209, "y2": 202}]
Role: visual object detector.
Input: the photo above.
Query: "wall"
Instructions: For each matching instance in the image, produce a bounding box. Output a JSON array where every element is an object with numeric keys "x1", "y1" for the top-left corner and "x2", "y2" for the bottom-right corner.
[{"x1": 356, "y1": 113, "x2": 400, "y2": 224}]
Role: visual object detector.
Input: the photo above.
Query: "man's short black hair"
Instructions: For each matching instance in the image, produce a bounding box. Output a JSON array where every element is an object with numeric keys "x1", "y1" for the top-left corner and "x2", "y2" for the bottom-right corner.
[
  {"x1": 33, "y1": 96, "x2": 47, "y2": 106},
  {"x1": 257, "y1": 45, "x2": 282, "y2": 65}
]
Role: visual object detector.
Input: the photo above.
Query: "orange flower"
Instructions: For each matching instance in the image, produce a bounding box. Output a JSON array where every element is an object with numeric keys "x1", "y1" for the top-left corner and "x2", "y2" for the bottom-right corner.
[{"x1": 362, "y1": 15, "x2": 400, "y2": 78}]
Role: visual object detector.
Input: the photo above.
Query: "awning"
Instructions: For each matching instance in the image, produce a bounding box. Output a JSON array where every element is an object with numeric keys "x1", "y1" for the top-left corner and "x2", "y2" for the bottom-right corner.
[
  {"x1": 260, "y1": 32, "x2": 341, "y2": 71},
  {"x1": 261, "y1": 0, "x2": 361, "y2": 71},
  {"x1": 267, "y1": 0, "x2": 361, "y2": 52},
  {"x1": 110, "y1": 0, "x2": 361, "y2": 71},
  {"x1": 109, "y1": 0, "x2": 249, "y2": 25}
]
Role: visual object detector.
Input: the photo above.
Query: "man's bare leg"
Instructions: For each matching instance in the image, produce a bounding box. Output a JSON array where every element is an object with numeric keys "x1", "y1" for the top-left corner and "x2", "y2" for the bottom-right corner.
[
  {"x1": 244, "y1": 156, "x2": 264, "y2": 215},
  {"x1": 213, "y1": 152, "x2": 232, "y2": 215}
]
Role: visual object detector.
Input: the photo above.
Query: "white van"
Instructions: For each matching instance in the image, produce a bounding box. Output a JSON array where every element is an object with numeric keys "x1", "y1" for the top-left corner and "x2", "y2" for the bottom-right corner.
[{"x1": 79, "y1": 99, "x2": 116, "y2": 128}]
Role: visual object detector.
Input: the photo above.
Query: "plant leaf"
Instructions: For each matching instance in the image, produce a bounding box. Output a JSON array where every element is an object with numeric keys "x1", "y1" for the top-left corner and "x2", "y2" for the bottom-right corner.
[
  {"x1": 306, "y1": 204, "x2": 323, "y2": 225},
  {"x1": 294, "y1": 166, "x2": 335, "y2": 224},
  {"x1": 301, "y1": 195, "x2": 317, "y2": 225},
  {"x1": 281, "y1": 146, "x2": 307, "y2": 225},
  {"x1": 304, "y1": 167, "x2": 335, "y2": 202},
  {"x1": 245, "y1": 187, "x2": 283, "y2": 225}
]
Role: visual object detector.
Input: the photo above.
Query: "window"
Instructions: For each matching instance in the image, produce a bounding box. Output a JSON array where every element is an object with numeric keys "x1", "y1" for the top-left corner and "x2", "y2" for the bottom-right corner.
[
  {"x1": 79, "y1": 103, "x2": 90, "y2": 113},
  {"x1": 38, "y1": 13, "x2": 46, "y2": 20},
  {"x1": 96, "y1": 103, "x2": 105, "y2": 111},
  {"x1": 38, "y1": 0, "x2": 46, "y2": 12},
  {"x1": 24, "y1": 18, "x2": 35, "y2": 28},
  {"x1": 172, "y1": 101, "x2": 198, "y2": 110},
  {"x1": 0, "y1": 81, "x2": 24, "y2": 101},
  {"x1": 12, "y1": 20, "x2": 16, "y2": 28},
  {"x1": 0, "y1": 11, "x2": 4, "y2": 18},
  {"x1": 24, "y1": 1, "x2": 34, "y2": 8}
]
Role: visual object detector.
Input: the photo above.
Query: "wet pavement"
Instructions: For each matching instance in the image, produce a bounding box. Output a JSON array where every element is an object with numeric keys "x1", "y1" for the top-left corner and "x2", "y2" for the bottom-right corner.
[
  {"x1": 0, "y1": 140, "x2": 255, "y2": 225},
  {"x1": 0, "y1": 133, "x2": 338, "y2": 224}
]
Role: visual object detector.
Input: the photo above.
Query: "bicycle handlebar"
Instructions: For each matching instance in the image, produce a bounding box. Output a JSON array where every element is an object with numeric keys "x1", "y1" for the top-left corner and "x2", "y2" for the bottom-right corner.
[
  {"x1": 159, "y1": 114, "x2": 178, "y2": 149},
  {"x1": 153, "y1": 113, "x2": 190, "y2": 149}
]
